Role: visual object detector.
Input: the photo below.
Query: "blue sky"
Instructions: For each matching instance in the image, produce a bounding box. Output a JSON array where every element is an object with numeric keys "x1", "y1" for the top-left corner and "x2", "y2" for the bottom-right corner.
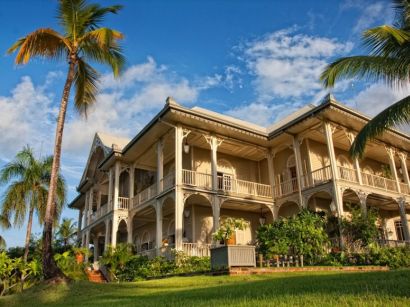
[{"x1": 1, "y1": 0, "x2": 408, "y2": 247}]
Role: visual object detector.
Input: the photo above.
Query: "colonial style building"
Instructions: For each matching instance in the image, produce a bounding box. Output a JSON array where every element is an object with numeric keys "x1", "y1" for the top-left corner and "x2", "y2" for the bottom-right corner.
[{"x1": 69, "y1": 95, "x2": 410, "y2": 261}]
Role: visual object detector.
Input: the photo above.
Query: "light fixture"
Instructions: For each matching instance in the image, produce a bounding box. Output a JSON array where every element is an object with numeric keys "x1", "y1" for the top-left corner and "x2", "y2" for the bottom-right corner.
[
  {"x1": 259, "y1": 206, "x2": 266, "y2": 225},
  {"x1": 184, "y1": 208, "x2": 190, "y2": 218},
  {"x1": 183, "y1": 138, "x2": 190, "y2": 154}
]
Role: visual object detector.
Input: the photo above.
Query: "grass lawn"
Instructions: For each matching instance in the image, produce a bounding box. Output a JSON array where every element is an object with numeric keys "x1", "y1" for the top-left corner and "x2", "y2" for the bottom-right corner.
[{"x1": 2, "y1": 270, "x2": 410, "y2": 306}]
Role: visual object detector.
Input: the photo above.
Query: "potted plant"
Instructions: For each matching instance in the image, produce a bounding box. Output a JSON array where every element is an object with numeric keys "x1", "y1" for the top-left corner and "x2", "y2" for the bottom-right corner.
[
  {"x1": 73, "y1": 247, "x2": 89, "y2": 264},
  {"x1": 212, "y1": 217, "x2": 248, "y2": 245}
]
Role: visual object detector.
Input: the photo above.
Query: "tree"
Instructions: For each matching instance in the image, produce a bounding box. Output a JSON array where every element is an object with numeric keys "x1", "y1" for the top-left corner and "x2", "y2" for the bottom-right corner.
[
  {"x1": 56, "y1": 218, "x2": 77, "y2": 250},
  {"x1": 320, "y1": 0, "x2": 410, "y2": 157},
  {"x1": 0, "y1": 214, "x2": 11, "y2": 249},
  {"x1": 7, "y1": 0, "x2": 124, "y2": 280},
  {"x1": 0, "y1": 147, "x2": 66, "y2": 262}
]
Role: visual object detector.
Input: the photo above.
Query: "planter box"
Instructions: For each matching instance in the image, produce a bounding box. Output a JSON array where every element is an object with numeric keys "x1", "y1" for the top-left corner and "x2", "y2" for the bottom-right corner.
[{"x1": 211, "y1": 245, "x2": 256, "y2": 270}]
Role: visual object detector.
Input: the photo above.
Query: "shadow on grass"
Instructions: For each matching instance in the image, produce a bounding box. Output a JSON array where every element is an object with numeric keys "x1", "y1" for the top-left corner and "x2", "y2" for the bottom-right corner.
[{"x1": 3, "y1": 270, "x2": 410, "y2": 306}]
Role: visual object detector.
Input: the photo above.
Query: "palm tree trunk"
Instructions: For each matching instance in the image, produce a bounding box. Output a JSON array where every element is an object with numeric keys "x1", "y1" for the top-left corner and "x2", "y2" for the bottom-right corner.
[
  {"x1": 42, "y1": 59, "x2": 76, "y2": 280},
  {"x1": 23, "y1": 206, "x2": 34, "y2": 262}
]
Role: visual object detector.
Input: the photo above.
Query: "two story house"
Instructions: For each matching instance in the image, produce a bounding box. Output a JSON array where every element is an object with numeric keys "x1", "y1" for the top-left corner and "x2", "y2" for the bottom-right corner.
[{"x1": 69, "y1": 95, "x2": 410, "y2": 261}]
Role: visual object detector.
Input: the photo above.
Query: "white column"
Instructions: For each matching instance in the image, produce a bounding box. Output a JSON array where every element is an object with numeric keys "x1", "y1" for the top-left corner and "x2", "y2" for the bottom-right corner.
[
  {"x1": 398, "y1": 152, "x2": 410, "y2": 190},
  {"x1": 129, "y1": 166, "x2": 135, "y2": 199},
  {"x1": 93, "y1": 236, "x2": 99, "y2": 263},
  {"x1": 324, "y1": 121, "x2": 343, "y2": 216},
  {"x1": 266, "y1": 151, "x2": 275, "y2": 199},
  {"x1": 113, "y1": 161, "x2": 120, "y2": 210},
  {"x1": 398, "y1": 198, "x2": 410, "y2": 241},
  {"x1": 292, "y1": 136, "x2": 304, "y2": 207},
  {"x1": 175, "y1": 125, "x2": 184, "y2": 250},
  {"x1": 157, "y1": 138, "x2": 164, "y2": 193},
  {"x1": 88, "y1": 187, "x2": 94, "y2": 222},
  {"x1": 111, "y1": 213, "x2": 118, "y2": 248},
  {"x1": 127, "y1": 218, "x2": 133, "y2": 244},
  {"x1": 386, "y1": 147, "x2": 401, "y2": 193},
  {"x1": 346, "y1": 131, "x2": 362, "y2": 185},
  {"x1": 212, "y1": 196, "x2": 220, "y2": 235},
  {"x1": 104, "y1": 219, "x2": 110, "y2": 249},
  {"x1": 78, "y1": 208, "x2": 83, "y2": 232},
  {"x1": 211, "y1": 136, "x2": 219, "y2": 191},
  {"x1": 108, "y1": 167, "x2": 113, "y2": 210},
  {"x1": 155, "y1": 200, "x2": 163, "y2": 252},
  {"x1": 357, "y1": 191, "x2": 368, "y2": 217},
  {"x1": 85, "y1": 230, "x2": 90, "y2": 262},
  {"x1": 97, "y1": 190, "x2": 101, "y2": 211}
]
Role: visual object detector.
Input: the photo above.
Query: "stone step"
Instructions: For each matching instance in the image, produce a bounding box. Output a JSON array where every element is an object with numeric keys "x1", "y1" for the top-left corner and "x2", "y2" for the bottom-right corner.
[{"x1": 86, "y1": 270, "x2": 107, "y2": 283}]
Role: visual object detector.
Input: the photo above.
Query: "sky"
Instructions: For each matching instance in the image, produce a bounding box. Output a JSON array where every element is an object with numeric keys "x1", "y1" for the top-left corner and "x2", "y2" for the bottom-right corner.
[{"x1": 1, "y1": 0, "x2": 409, "y2": 247}]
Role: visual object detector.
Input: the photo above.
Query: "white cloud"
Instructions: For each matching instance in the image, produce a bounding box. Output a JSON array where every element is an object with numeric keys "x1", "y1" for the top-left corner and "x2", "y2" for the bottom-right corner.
[
  {"x1": 241, "y1": 28, "x2": 353, "y2": 101},
  {"x1": 347, "y1": 84, "x2": 410, "y2": 117},
  {"x1": 0, "y1": 76, "x2": 57, "y2": 159}
]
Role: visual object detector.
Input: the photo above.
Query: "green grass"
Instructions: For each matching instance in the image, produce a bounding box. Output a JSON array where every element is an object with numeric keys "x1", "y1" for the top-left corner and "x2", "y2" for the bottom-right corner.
[{"x1": 2, "y1": 270, "x2": 410, "y2": 306}]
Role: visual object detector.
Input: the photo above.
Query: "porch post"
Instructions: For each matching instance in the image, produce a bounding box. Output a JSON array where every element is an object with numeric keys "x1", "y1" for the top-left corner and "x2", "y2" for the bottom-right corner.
[
  {"x1": 212, "y1": 196, "x2": 220, "y2": 240},
  {"x1": 85, "y1": 229, "x2": 90, "y2": 262},
  {"x1": 113, "y1": 161, "x2": 120, "y2": 210},
  {"x1": 357, "y1": 191, "x2": 368, "y2": 217},
  {"x1": 88, "y1": 187, "x2": 94, "y2": 223},
  {"x1": 157, "y1": 138, "x2": 164, "y2": 193},
  {"x1": 398, "y1": 151, "x2": 410, "y2": 191},
  {"x1": 266, "y1": 150, "x2": 275, "y2": 198},
  {"x1": 211, "y1": 136, "x2": 219, "y2": 191},
  {"x1": 292, "y1": 135, "x2": 304, "y2": 208},
  {"x1": 108, "y1": 167, "x2": 113, "y2": 210},
  {"x1": 111, "y1": 213, "x2": 118, "y2": 248},
  {"x1": 398, "y1": 198, "x2": 410, "y2": 241},
  {"x1": 324, "y1": 121, "x2": 343, "y2": 216},
  {"x1": 104, "y1": 219, "x2": 110, "y2": 249},
  {"x1": 155, "y1": 200, "x2": 163, "y2": 253},
  {"x1": 129, "y1": 166, "x2": 135, "y2": 200},
  {"x1": 127, "y1": 218, "x2": 133, "y2": 244},
  {"x1": 346, "y1": 131, "x2": 362, "y2": 185},
  {"x1": 175, "y1": 125, "x2": 184, "y2": 250},
  {"x1": 93, "y1": 236, "x2": 99, "y2": 263},
  {"x1": 386, "y1": 146, "x2": 401, "y2": 193}
]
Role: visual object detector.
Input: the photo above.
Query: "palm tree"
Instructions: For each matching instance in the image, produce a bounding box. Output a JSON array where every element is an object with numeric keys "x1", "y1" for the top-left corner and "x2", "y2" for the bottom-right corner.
[
  {"x1": 56, "y1": 218, "x2": 77, "y2": 249},
  {"x1": 0, "y1": 147, "x2": 66, "y2": 262},
  {"x1": 0, "y1": 214, "x2": 11, "y2": 249},
  {"x1": 7, "y1": 0, "x2": 124, "y2": 279},
  {"x1": 320, "y1": 0, "x2": 410, "y2": 158}
]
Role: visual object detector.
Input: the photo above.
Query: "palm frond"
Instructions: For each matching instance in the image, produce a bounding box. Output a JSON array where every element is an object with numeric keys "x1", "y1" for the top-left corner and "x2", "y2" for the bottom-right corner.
[
  {"x1": 79, "y1": 27, "x2": 123, "y2": 48},
  {"x1": 350, "y1": 94, "x2": 410, "y2": 158},
  {"x1": 74, "y1": 57, "x2": 99, "y2": 115},
  {"x1": 7, "y1": 28, "x2": 71, "y2": 64},
  {"x1": 320, "y1": 56, "x2": 410, "y2": 88},
  {"x1": 1, "y1": 181, "x2": 29, "y2": 227},
  {"x1": 81, "y1": 41, "x2": 125, "y2": 77},
  {"x1": 0, "y1": 214, "x2": 11, "y2": 229},
  {"x1": 363, "y1": 25, "x2": 410, "y2": 57}
]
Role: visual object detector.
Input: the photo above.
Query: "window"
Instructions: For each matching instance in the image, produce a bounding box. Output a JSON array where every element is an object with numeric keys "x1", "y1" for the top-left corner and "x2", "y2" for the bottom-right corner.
[
  {"x1": 395, "y1": 221, "x2": 405, "y2": 241},
  {"x1": 218, "y1": 172, "x2": 232, "y2": 191}
]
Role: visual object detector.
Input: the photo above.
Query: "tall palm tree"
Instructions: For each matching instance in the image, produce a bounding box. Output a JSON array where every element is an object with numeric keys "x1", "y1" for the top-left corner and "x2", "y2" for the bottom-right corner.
[
  {"x1": 0, "y1": 214, "x2": 11, "y2": 249},
  {"x1": 7, "y1": 0, "x2": 124, "y2": 279},
  {"x1": 56, "y1": 218, "x2": 77, "y2": 249},
  {"x1": 0, "y1": 147, "x2": 66, "y2": 262},
  {"x1": 320, "y1": 0, "x2": 410, "y2": 158}
]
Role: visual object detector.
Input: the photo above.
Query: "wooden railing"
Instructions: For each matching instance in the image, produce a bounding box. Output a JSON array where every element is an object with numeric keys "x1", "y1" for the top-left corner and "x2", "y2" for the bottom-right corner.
[
  {"x1": 161, "y1": 171, "x2": 175, "y2": 191},
  {"x1": 118, "y1": 197, "x2": 130, "y2": 210},
  {"x1": 182, "y1": 243, "x2": 211, "y2": 257},
  {"x1": 220, "y1": 177, "x2": 272, "y2": 198},
  {"x1": 132, "y1": 183, "x2": 157, "y2": 208},
  {"x1": 400, "y1": 182, "x2": 410, "y2": 195},
  {"x1": 361, "y1": 172, "x2": 398, "y2": 192},
  {"x1": 338, "y1": 166, "x2": 358, "y2": 183},
  {"x1": 274, "y1": 178, "x2": 298, "y2": 197},
  {"x1": 182, "y1": 169, "x2": 212, "y2": 190}
]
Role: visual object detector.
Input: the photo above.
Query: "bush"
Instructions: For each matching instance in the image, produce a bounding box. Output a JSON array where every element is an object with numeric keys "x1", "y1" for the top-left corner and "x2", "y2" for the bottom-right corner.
[
  {"x1": 257, "y1": 210, "x2": 329, "y2": 263},
  {"x1": 0, "y1": 252, "x2": 41, "y2": 296},
  {"x1": 100, "y1": 244, "x2": 211, "y2": 281},
  {"x1": 54, "y1": 250, "x2": 87, "y2": 280}
]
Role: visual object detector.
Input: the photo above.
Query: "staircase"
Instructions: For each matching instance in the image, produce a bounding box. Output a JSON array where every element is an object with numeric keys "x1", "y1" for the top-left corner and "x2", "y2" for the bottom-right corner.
[{"x1": 86, "y1": 269, "x2": 107, "y2": 283}]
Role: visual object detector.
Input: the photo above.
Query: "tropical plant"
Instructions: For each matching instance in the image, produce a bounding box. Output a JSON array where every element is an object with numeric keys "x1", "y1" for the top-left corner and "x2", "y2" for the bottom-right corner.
[
  {"x1": 0, "y1": 147, "x2": 66, "y2": 262},
  {"x1": 7, "y1": 0, "x2": 125, "y2": 279},
  {"x1": 320, "y1": 0, "x2": 410, "y2": 157},
  {"x1": 0, "y1": 214, "x2": 11, "y2": 249},
  {"x1": 212, "y1": 217, "x2": 248, "y2": 242},
  {"x1": 56, "y1": 218, "x2": 77, "y2": 249}
]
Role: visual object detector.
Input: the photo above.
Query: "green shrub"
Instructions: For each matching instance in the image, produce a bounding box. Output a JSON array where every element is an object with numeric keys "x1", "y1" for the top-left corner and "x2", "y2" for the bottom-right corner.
[
  {"x1": 257, "y1": 210, "x2": 329, "y2": 263},
  {"x1": 54, "y1": 251, "x2": 87, "y2": 280}
]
